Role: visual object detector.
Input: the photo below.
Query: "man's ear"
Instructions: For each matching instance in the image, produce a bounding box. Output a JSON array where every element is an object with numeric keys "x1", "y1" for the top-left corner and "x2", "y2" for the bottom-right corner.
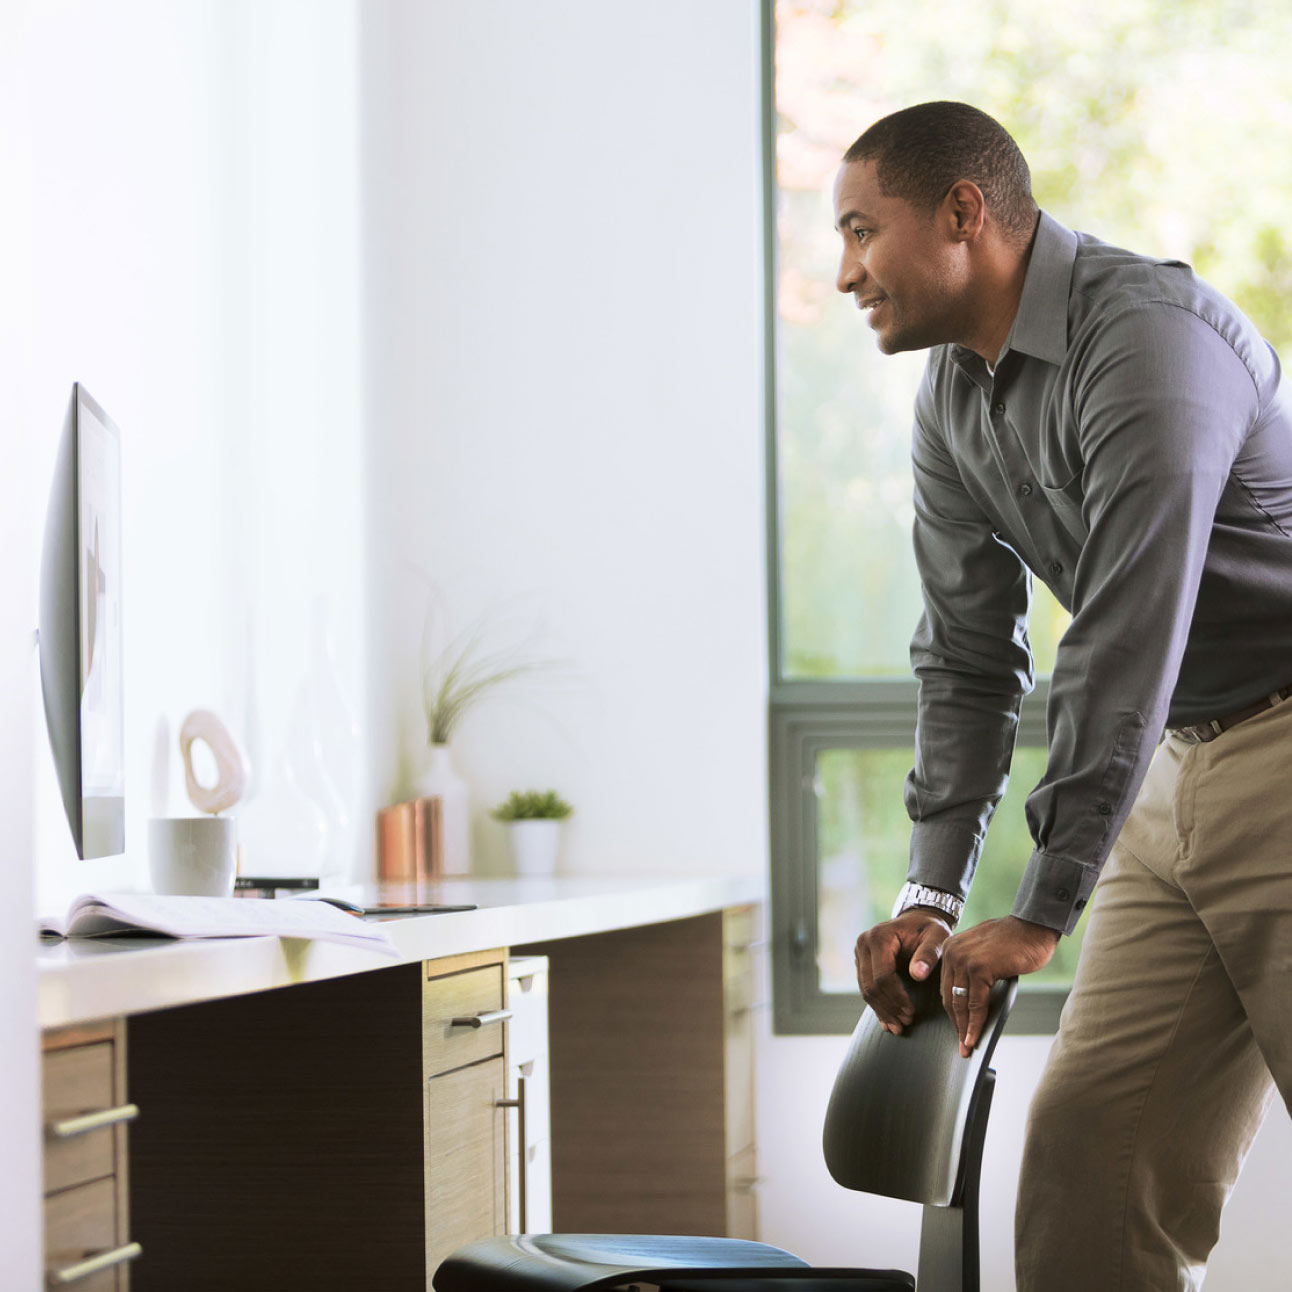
[{"x1": 942, "y1": 179, "x2": 986, "y2": 241}]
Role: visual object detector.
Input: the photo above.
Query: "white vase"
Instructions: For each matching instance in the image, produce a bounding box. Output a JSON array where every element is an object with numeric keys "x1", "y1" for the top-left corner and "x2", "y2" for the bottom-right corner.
[
  {"x1": 235, "y1": 758, "x2": 329, "y2": 879},
  {"x1": 416, "y1": 744, "x2": 471, "y2": 875},
  {"x1": 507, "y1": 819, "x2": 562, "y2": 878}
]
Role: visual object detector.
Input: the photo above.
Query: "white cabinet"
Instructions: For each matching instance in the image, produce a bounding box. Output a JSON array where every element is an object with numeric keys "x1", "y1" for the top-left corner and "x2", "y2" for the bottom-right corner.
[{"x1": 506, "y1": 956, "x2": 552, "y2": 1234}]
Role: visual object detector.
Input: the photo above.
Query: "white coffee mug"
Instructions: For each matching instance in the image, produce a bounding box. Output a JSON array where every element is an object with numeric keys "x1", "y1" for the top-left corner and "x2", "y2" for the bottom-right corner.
[{"x1": 148, "y1": 816, "x2": 237, "y2": 897}]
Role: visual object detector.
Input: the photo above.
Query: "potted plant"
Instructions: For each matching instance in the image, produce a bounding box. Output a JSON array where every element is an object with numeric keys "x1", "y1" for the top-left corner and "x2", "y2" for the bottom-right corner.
[
  {"x1": 416, "y1": 605, "x2": 558, "y2": 874},
  {"x1": 491, "y1": 790, "x2": 573, "y2": 878}
]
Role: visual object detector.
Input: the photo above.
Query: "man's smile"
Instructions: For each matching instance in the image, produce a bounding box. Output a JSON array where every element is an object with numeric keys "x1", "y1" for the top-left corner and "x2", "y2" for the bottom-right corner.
[{"x1": 857, "y1": 295, "x2": 888, "y2": 323}]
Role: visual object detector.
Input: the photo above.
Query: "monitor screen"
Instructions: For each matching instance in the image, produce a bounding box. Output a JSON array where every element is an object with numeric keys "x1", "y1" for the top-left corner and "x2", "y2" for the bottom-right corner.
[{"x1": 40, "y1": 383, "x2": 125, "y2": 858}]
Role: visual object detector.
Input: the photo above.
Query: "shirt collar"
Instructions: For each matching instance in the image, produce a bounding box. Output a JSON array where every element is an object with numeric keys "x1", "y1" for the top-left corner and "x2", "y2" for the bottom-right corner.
[
  {"x1": 949, "y1": 210, "x2": 1077, "y2": 374},
  {"x1": 1003, "y1": 211, "x2": 1078, "y2": 366}
]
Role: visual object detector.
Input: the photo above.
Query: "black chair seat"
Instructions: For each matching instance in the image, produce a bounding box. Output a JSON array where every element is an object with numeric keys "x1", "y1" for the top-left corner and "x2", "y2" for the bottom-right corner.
[{"x1": 433, "y1": 1232, "x2": 915, "y2": 1292}]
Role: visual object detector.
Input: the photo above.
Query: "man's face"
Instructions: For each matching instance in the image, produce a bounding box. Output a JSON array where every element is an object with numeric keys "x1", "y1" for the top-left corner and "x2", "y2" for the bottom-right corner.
[{"x1": 833, "y1": 160, "x2": 967, "y2": 354}]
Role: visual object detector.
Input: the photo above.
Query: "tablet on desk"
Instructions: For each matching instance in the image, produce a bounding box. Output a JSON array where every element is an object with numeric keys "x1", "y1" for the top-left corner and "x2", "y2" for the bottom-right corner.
[{"x1": 312, "y1": 896, "x2": 478, "y2": 918}]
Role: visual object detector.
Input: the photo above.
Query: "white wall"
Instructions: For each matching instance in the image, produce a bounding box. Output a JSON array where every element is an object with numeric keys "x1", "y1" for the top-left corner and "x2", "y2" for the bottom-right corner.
[
  {"x1": 359, "y1": 0, "x2": 769, "y2": 878},
  {"x1": 1, "y1": 2, "x2": 44, "y2": 1282},
  {"x1": 22, "y1": 0, "x2": 368, "y2": 914}
]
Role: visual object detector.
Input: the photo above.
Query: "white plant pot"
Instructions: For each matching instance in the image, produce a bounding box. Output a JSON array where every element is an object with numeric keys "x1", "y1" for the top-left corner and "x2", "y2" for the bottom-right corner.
[
  {"x1": 415, "y1": 744, "x2": 471, "y2": 875},
  {"x1": 507, "y1": 819, "x2": 562, "y2": 878}
]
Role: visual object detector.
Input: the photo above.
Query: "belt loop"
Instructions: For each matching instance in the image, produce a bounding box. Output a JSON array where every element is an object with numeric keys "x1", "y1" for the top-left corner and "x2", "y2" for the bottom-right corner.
[{"x1": 1210, "y1": 718, "x2": 1224, "y2": 736}]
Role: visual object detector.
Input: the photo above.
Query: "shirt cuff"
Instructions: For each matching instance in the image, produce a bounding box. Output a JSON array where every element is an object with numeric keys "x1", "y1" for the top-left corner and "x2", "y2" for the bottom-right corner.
[
  {"x1": 1011, "y1": 850, "x2": 1100, "y2": 935},
  {"x1": 908, "y1": 821, "x2": 985, "y2": 902}
]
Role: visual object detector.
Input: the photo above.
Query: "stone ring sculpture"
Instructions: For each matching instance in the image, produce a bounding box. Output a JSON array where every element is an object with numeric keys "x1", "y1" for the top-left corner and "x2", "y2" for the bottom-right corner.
[{"x1": 179, "y1": 708, "x2": 248, "y2": 815}]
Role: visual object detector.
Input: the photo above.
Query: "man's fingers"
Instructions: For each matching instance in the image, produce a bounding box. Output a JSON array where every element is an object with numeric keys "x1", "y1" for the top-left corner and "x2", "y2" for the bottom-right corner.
[
  {"x1": 855, "y1": 928, "x2": 914, "y2": 1032},
  {"x1": 943, "y1": 975, "x2": 990, "y2": 1056},
  {"x1": 937, "y1": 914, "x2": 1063, "y2": 1056},
  {"x1": 855, "y1": 936, "x2": 882, "y2": 1017},
  {"x1": 942, "y1": 975, "x2": 967, "y2": 1022},
  {"x1": 963, "y1": 996, "x2": 990, "y2": 1051},
  {"x1": 865, "y1": 940, "x2": 913, "y2": 1030},
  {"x1": 909, "y1": 931, "x2": 946, "y2": 981},
  {"x1": 855, "y1": 910, "x2": 958, "y2": 1035}
]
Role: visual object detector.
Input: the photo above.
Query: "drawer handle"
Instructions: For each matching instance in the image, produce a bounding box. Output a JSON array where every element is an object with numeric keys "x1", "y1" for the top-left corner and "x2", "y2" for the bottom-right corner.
[
  {"x1": 48, "y1": 1241, "x2": 142, "y2": 1285},
  {"x1": 496, "y1": 1075, "x2": 528, "y2": 1233},
  {"x1": 450, "y1": 1009, "x2": 512, "y2": 1029},
  {"x1": 49, "y1": 1103, "x2": 139, "y2": 1139}
]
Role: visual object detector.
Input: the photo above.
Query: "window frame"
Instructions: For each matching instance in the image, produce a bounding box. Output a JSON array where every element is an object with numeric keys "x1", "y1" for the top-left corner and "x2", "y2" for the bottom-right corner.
[{"x1": 760, "y1": 0, "x2": 1066, "y2": 1036}]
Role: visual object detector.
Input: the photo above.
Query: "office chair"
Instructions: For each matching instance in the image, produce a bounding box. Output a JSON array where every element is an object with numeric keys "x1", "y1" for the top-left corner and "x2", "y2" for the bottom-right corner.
[{"x1": 433, "y1": 974, "x2": 1017, "y2": 1292}]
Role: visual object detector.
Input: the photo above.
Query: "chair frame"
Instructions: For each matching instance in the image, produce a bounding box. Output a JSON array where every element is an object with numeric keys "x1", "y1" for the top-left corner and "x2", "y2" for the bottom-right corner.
[{"x1": 915, "y1": 1066, "x2": 994, "y2": 1292}]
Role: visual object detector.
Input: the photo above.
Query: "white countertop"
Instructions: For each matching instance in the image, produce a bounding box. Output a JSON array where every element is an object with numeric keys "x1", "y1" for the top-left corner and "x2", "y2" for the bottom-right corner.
[{"x1": 37, "y1": 873, "x2": 765, "y2": 1030}]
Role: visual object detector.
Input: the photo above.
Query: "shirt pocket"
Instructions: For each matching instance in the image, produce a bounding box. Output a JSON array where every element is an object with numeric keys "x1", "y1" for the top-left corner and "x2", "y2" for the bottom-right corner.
[{"x1": 1041, "y1": 472, "x2": 1089, "y2": 543}]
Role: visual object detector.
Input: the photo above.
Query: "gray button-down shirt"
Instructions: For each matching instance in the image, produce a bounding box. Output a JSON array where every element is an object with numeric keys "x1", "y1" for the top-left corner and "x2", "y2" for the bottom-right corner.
[{"x1": 907, "y1": 212, "x2": 1292, "y2": 934}]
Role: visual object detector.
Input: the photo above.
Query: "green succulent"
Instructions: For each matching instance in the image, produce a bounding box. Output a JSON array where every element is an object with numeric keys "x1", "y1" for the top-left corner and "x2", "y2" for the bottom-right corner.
[{"x1": 491, "y1": 790, "x2": 573, "y2": 821}]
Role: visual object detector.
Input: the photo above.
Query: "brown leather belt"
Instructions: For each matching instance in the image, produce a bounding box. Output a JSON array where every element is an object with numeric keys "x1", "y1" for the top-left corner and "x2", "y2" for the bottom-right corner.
[{"x1": 1170, "y1": 685, "x2": 1292, "y2": 744}]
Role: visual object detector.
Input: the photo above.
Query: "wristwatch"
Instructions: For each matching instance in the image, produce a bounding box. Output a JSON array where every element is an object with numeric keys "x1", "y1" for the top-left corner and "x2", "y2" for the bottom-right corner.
[{"x1": 891, "y1": 882, "x2": 964, "y2": 926}]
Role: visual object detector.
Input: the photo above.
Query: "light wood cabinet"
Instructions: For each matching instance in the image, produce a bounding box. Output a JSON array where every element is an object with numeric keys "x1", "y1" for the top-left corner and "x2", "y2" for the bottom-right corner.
[
  {"x1": 423, "y1": 956, "x2": 507, "y2": 1072},
  {"x1": 423, "y1": 950, "x2": 510, "y2": 1274},
  {"x1": 42, "y1": 1020, "x2": 137, "y2": 1291},
  {"x1": 424, "y1": 1060, "x2": 508, "y2": 1266}
]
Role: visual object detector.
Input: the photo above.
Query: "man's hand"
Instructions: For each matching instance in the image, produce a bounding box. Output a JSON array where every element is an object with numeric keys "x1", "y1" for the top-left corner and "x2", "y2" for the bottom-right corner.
[
  {"x1": 854, "y1": 907, "x2": 954, "y2": 1035},
  {"x1": 940, "y1": 915, "x2": 1060, "y2": 1057}
]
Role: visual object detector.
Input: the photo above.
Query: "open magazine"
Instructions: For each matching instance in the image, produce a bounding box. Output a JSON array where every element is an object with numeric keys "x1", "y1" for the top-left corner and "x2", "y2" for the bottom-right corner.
[{"x1": 38, "y1": 892, "x2": 398, "y2": 956}]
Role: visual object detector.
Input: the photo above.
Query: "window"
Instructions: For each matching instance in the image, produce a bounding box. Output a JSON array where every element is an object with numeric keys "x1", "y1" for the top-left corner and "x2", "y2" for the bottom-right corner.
[{"x1": 765, "y1": 0, "x2": 1292, "y2": 1033}]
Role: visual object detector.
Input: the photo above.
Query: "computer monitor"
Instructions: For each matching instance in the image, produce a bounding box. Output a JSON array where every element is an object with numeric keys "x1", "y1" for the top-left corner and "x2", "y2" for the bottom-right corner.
[{"x1": 39, "y1": 383, "x2": 125, "y2": 858}]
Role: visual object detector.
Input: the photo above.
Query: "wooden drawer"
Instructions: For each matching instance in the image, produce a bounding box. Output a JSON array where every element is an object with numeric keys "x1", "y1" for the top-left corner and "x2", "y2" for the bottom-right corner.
[
  {"x1": 42, "y1": 1021, "x2": 134, "y2": 1288},
  {"x1": 424, "y1": 956, "x2": 507, "y2": 1077},
  {"x1": 425, "y1": 1056, "x2": 508, "y2": 1274},
  {"x1": 44, "y1": 1176, "x2": 135, "y2": 1291},
  {"x1": 43, "y1": 1043, "x2": 119, "y2": 1194}
]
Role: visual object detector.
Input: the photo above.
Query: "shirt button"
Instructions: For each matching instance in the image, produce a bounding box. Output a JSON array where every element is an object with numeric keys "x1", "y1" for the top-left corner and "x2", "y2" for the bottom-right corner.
[
  {"x1": 992, "y1": 401, "x2": 1006, "y2": 415},
  {"x1": 1098, "y1": 801, "x2": 1113, "y2": 816},
  {"x1": 1019, "y1": 482, "x2": 1033, "y2": 497},
  {"x1": 1056, "y1": 888, "x2": 1071, "y2": 902},
  {"x1": 1049, "y1": 561, "x2": 1063, "y2": 577}
]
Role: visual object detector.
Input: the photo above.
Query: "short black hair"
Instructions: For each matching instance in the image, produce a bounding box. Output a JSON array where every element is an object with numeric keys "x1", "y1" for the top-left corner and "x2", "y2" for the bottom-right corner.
[{"x1": 843, "y1": 101, "x2": 1038, "y2": 244}]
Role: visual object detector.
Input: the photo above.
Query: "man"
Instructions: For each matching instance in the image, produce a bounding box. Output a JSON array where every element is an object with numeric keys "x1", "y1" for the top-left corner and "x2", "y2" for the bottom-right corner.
[{"x1": 842, "y1": 101, "x2": 1292, "y2": 1291}]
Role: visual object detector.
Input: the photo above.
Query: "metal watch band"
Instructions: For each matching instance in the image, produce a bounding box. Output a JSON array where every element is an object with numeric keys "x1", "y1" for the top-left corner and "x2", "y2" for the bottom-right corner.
[{"x1": 891, "y1": 881, "x2": 964, "y2": 925}]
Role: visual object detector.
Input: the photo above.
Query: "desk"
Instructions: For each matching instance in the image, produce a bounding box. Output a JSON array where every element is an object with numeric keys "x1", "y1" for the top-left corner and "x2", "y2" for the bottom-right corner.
[{"x1": 38, "y1": 875, "x2": 764, "y2": 1291}]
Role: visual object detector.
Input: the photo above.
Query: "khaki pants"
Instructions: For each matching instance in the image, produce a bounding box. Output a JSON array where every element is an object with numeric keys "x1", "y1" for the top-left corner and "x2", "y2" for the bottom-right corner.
[{"x1": 1016, "y1": 696, "x2": 1292, "y2": 1292}]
